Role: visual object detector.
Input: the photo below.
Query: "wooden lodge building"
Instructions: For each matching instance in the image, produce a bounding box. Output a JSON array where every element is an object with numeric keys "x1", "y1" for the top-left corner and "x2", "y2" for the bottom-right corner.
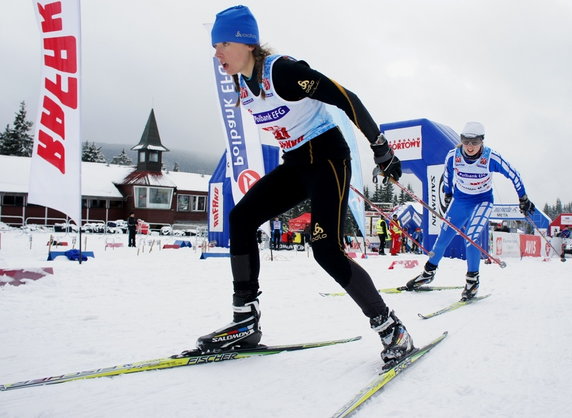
[{"x1": 0, "y1": 109, "x2": 211, "y2": 231}]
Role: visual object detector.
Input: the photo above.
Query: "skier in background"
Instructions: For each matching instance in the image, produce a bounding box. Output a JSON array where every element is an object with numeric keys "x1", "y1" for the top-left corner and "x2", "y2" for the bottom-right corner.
[
  {"x1": 404, "y1": 121, "x2": 535, "y2": 300},
  {"x1": 196, "y1": 5, "x2": 414, "y2": 368}
]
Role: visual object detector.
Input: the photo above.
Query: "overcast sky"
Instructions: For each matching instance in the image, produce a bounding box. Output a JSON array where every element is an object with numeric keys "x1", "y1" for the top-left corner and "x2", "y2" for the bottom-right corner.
[{"x1": 1, "y1": 0, "x2": 571, "y2": 207}]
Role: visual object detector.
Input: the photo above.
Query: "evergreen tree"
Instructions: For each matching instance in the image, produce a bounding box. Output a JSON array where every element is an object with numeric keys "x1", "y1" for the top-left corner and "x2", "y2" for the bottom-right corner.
[
  {"x1": 173, "y1": 162, "x2": 180, "y2": 172},
  {"x1": 82, "y1": 141, "x2": 107, "y2": 163},
  {"x1": 0, "y1": 101, "x2": 34, "y2": 156},
  {"x1": 380, "y1": 182, "x2": 394, "y2": 204},
  {"x1": 110, "y1": 149, "x2": 133, "y2": 166}
]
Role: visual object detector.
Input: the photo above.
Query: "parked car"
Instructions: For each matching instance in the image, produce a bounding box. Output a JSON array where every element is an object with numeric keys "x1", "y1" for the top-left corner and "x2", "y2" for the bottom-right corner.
[
  {"x1": 160, "y1": 226, "x2": 185, "y2": 236},
  {"x1": 53, "y1": 222, "x2": 79, "y2": 233},
  {"x1": 107, "y1": 220, "x2": 127, "y2": 233},
  {"x1": 81, "y1": 222, "x2": 105, "y2": 233}
]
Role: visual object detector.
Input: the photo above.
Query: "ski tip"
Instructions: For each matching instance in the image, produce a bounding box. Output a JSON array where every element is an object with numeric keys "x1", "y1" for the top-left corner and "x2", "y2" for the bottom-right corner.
[{"x1": 417, "y1": 313, "x2": 429, "y2": 320}]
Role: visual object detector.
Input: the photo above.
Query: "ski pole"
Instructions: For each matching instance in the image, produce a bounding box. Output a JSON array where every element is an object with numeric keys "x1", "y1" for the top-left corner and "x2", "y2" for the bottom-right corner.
[
  {"x1": 524, "y1": 214, "x2": 566, "y2": 262},
  {"x1": 349, "y1": 185, "x2": 431, "y2": 256},
  {"x1": 382, "y1": 176, "x2": 506, "y2": 268}
]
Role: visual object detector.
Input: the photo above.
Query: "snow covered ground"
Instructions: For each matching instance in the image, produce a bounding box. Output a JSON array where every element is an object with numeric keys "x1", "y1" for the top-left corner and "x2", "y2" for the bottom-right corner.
[{"x1": 0, "y1": 227, "x2": 570, "y2": 418}]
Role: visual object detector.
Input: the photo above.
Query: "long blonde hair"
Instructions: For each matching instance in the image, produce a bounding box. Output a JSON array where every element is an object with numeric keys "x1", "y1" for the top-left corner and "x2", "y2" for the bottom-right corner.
[{"x1": 232, "y1": 44, "x2": 273, "y2": 104}]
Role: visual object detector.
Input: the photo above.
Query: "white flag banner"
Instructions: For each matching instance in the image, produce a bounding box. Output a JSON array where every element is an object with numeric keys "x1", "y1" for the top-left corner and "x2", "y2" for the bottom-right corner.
[
  {"x1": 28, "y1": 0, "x2": 82, "y2": 226},
  {"x1": 211, "y1": 57, "x2": 265, "y2": 203}
]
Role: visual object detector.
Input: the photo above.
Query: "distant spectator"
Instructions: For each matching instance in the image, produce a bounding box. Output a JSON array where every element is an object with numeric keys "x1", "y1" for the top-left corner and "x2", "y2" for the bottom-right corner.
[{"x1": 127, "y1": 212, "x2": 137, "y2": 247}]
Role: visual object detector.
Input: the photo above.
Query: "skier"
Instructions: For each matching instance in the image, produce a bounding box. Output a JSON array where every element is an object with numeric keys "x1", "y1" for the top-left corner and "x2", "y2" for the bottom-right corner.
[
  {"x1": 404, "y1": 121, "x2": 535, "y2": 300},
  {"x1": 375, "y1": 218, "x2": 388, "y2": 255},
  {"x1": 197, "y1": 5, "x2": 414, "y2": 367}
]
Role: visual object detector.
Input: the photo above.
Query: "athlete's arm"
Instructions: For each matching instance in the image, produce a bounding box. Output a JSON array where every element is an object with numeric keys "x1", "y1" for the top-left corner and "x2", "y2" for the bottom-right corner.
[{"x1": 272, "y1": 58, "x2": 380, "y2": 143}]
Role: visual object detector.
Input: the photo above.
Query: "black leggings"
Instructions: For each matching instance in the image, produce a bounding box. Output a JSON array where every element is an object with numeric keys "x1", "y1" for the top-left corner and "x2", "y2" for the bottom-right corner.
[{"x1": 229, "y1": 150, "x2": 387, "y2": 318}]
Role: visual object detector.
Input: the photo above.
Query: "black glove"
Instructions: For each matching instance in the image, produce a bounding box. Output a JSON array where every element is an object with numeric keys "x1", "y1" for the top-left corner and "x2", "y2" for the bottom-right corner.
[
  {"x1": 519, "y1": 195, "x2": 535, "y2": 216},
  {"x1": 444, "y1": 194, "x2": 452, "y2": 210},
  {"x1": 371, "y1": 134, "x2": 402, "y2": 183}
]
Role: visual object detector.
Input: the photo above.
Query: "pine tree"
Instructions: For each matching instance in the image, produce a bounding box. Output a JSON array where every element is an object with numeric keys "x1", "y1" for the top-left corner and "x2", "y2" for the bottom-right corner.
[
  {"x1": 0, "y1": 101, "x2": 34, "y2": 156},
  {"x1": 173, "y1": 162, "x2": 180, "y2": 172},
  {"x1": 82, "y1": 142, "x2": 107, "y2": 163},
  {"x1": 110, "y1": 149, "x2": 133, "y2": 166}
]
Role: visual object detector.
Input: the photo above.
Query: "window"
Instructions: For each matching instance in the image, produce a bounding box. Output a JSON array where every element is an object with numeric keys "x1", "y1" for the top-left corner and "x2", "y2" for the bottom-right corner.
[
  {"x1": 177, "y1": 195, "x2": 190, "y2": 212},
  {"x1": 177, "y1": 194, "x2": 206, "y2": 212},
  {"x1": 134, "y1": 186, "x2": 172, "y2": 209},
  {"x1": 138, "y1": 152, "x2": 146, "y2": 163},
  {"x1": 2, "y1": 195, "x2": 24, "y2": 206},
  {"x1": 149, "y1": 151, "x2": 159, "y2": 162},
  {"x1": 191, "y1": 195, "x2": 206, "y2": 212}
]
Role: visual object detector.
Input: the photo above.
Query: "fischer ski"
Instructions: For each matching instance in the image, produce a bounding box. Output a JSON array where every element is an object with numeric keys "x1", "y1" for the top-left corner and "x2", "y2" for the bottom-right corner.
[
  {"x1": 418, "y1": 294, "x2": 492, "y2": 319},
  {"x1": 319, "y1": 285, "x2": 462, "y2": 297},
  {"x1": 0, "y1": 336, "x2": 361, "y2": 392},
  {"x1": 332, "y1": 331, "x2": 448, "y2": 418}
]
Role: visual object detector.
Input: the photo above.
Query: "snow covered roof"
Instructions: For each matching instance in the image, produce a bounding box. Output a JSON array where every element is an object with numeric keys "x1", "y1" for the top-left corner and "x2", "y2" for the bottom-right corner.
[{"x1": 0, "y1": 155, "x2": 210, "y2": 198}]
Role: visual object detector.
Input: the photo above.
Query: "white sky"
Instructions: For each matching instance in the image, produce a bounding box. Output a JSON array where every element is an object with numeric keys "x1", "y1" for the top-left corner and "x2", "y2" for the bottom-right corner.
[{"x1": 1, "y1": 0, "x2": 571, "y2": 207}]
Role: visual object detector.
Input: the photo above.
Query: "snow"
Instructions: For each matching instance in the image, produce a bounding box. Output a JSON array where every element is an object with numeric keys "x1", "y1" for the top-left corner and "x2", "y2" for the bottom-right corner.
[{"x1": 0, "y1": 228, "x2": 570, "y2": 418}]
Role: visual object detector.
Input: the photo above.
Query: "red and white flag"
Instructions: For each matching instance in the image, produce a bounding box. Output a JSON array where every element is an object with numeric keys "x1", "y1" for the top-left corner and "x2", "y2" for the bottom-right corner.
[{"x1": 28, "y1": 0, "x2": 82, "y2": 226}]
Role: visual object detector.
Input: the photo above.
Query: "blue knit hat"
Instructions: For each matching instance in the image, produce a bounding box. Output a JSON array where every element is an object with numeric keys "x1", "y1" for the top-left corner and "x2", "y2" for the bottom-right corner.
[{"x1": 211, "y1": 5, "x2": 259, "y2": 46}]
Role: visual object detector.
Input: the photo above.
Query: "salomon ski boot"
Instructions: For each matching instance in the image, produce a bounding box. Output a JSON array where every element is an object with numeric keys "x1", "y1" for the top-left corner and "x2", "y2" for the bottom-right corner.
[
  {"x1": 196, "y1": 296, "x2": 262, "y2": 352},
  {"x1": 370, "y1": 309, "x2": 414, "y2": 369},
  {"x1": 461, "y1": 272, "x2": 480, "y2": 301},
  {"x1": 405, "y1": 262, "x2": 437, "y2": 290}
]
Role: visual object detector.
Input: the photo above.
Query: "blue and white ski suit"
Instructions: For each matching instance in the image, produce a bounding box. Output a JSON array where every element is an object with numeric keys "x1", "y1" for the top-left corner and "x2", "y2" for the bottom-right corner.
[{"x1": 428, "y1": 145, "x2": 527, "y2": 272}]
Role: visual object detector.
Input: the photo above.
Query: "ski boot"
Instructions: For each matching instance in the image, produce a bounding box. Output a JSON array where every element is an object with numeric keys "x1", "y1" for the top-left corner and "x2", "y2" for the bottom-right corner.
[
  {"x1": 405, "y1": 262, "x2": 437, "y2": 290},
  {"x1": 370, "y1": 309, "x2": 414, "y2": 369},
  {"x1": 461, "y1": 272, "x2": 480, "y2": 301},
  {"x1": 196, "y1": 296, "x2": 262, "y2": 352}
]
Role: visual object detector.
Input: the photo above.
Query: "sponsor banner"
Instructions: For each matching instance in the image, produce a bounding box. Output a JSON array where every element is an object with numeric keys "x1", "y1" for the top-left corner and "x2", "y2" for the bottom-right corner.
[
  {"x1": 426, "y1": 164, "x2": 447, "y2": 235},
  {"x1": 490, "y1": 204, "x2": 524, "y2": 220},
  {"x1": 383, "y1": 125, "x2": 422, "y2": 161},
  {"x1": 561, "y1": 215, "x2": 572, "y2": 225},
  {"x1": 491, "y1": 231, "x2": 520, "y2": 257},
  {"x1": 211, "y1": 57, "x2": 265, "y2": 203},
  {"x1": 29, "y1": 0, "x2": 81, "y2": 225},
  {"x1": 519, "y1": 234, "x2": 541, "y2": 257},
  {"x1": 209, "y1": 182, "x2": 224, "y2": 232}
]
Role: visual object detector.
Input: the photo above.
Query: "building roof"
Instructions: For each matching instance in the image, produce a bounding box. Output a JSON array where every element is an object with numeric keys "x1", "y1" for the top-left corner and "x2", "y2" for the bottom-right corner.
[
  {"x1": 131, "y1": 109, "x2": 169, "y2": 152},
  {"x1": 0, "y1": 155, "x2": 210, "y2": 198}
]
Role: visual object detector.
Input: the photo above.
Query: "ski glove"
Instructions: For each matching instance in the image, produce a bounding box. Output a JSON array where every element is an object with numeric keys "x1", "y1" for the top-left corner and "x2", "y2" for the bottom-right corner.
[
  {"x1": 444, "y1": 194, "x2": 452, "y2": 210},
  {"x1": 371, "y1": 134, "x2": 402, "y2": 183},
  {"x1": 519, "y1": 195, "x2": 535, "y2": 216}
]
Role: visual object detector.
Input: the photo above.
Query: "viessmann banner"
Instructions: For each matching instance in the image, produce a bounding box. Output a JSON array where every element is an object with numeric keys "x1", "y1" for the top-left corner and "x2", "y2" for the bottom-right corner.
[{"x1": 29, "y1": 0, "x2": 82, "y2": 226}]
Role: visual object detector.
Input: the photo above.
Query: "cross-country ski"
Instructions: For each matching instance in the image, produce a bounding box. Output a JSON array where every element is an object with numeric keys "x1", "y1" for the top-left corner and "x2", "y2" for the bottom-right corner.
[
  {"x1": 418, "y1": 294, "x2": 492, "y2": 319},
  {"x1": 332, "y1": 332, "x2": 448, "y2": 417}
]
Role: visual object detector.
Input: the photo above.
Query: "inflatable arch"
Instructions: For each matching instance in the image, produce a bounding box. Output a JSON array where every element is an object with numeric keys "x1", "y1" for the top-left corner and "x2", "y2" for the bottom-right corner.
[{"x1": 380, "y1": 118, "x2": 550, "y2": 260}]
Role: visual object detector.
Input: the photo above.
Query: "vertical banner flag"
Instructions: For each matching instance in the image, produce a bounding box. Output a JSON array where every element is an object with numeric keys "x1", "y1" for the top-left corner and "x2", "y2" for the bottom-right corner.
[
  {"x1": 29, "y1": 0, "x2": 82, "y2": 226},
  {"x1": 211, "y1": 57, "x2": 265, "y2": 204},
  {"x1": 327, "y1": 106, "x2": 367, "y2": 239}
]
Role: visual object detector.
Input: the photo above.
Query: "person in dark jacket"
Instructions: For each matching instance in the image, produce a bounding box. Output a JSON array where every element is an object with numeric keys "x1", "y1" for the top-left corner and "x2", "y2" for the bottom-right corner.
[{"x1": 127, "y1": 212, "x2": 137, "y2": 247}]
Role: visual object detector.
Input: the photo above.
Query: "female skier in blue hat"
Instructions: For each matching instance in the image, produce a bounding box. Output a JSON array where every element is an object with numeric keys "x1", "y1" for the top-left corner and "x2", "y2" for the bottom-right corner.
[{"x1": 196, "y1": 5, "x2": 413, "y2": 368}]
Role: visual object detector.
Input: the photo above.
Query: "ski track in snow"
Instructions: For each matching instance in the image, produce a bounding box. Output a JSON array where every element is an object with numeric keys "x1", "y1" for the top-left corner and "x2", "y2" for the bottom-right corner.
[{"x1": 0, "y1": 230, "x2": 570, "y2": 418}]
